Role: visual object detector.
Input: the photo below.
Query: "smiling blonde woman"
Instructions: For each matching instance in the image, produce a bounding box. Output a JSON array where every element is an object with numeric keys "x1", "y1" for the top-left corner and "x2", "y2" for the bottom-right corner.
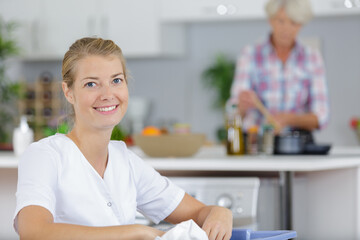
[{"x1": 14, "y1": 37, "x2": 233, "y2": 240}]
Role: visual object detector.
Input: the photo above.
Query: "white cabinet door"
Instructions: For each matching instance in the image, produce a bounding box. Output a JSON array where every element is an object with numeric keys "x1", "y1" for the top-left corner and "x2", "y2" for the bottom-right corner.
[
  {"x1": 160, "y1": 0, "x2": 268, "y2": 22},
  {"x1": 160, "y1": 0, "x2": 360, "y2": 22},
  {"x1": 0, "y1": 0, "x2": 184, "y2": 60},
  {"x1": 33, "y1": 0, "x2": 98, "y2": 59},
  {"x1": 311, "y1": 0, "x2": 360, "y2": 16},
  {"x1": 0, "y1": 0, "x2": 98, "y2": 60},
  {"x1": 101, "y1": 0, "x2": 161, "y2": 57}
]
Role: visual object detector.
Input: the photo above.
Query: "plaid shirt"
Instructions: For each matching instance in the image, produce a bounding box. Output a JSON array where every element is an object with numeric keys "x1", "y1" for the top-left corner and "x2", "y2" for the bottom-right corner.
[{"x1": 230, "y1": 36, "x2": 329, "y2": 131}]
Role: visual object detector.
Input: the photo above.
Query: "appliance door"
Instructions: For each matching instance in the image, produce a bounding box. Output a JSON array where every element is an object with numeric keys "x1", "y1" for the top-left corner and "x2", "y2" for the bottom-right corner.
[{"x1": 136, "y1": 177, "x2": 260, "y2": 230}]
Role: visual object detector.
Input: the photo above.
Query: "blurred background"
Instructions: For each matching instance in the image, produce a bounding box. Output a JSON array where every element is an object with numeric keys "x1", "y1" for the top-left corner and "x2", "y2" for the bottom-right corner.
[{"x1": 0, "y1": 0, "x2": 360, "y2": 146}]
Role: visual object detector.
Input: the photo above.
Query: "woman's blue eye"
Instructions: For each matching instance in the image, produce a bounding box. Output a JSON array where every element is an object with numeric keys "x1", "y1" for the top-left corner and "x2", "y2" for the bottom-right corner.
[
  {"x1": 85, "y1": 82, "x2": 96, "y2": 87},
  {"x1": 113, "y1": 78, "x2": 123, "y2": 84}
]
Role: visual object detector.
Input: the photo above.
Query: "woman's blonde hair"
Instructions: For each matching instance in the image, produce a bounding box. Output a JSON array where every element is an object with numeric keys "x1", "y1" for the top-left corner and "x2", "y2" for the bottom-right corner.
[
  {"x1": 265, "y1": 0, "x2": 313, "y2": 24},
  {"x1": 62, "y1": 37, "x2": 127, "y2": 89}
]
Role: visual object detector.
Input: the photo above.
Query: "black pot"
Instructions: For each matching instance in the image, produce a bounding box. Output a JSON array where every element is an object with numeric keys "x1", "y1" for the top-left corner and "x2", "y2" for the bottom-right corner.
[
  {"x1": 274, "y1": 129, "x2": 313, "y2": 155},
  {"x1": 274, "y1": 129, "x2": 331, "y2": 155},
  {"x1": 274, "y1": 133, "x2": 306, "y2": 155}
]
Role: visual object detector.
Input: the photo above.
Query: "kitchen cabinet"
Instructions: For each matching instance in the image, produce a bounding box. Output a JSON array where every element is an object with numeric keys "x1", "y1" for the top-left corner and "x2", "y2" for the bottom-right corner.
[
  {"x1": 102, "y1": 0, "x2": 184, "y2": 58},
  {"x1": 0, "y1": 0, "x2": 99, "y2": 60},
  {"x1": 0, "y1": 0, "x2": 185, "y2": 60},
  {"x1": 311, "y1": 0, "x2": 360, "y2": 16},
  {"x1": 160, "y1": 0, "x2": 268, "y2": 22},
  {"x1": 159, "y1": 0, "x2": 360, "y2": 22}
]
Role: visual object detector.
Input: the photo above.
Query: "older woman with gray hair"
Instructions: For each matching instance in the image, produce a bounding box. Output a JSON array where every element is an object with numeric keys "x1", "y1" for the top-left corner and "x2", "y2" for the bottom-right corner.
[{"x1": 229, "y1": 0, "x2": 329, "y2": 136}]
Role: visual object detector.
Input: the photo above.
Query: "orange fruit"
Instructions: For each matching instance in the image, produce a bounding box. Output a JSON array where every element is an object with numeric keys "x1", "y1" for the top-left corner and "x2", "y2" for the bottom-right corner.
[{"x1": 142, "y1": 126, "x2": 162, "y2": 136}]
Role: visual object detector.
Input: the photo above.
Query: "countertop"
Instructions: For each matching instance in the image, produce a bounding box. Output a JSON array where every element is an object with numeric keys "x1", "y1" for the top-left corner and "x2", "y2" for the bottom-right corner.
[{"x1": 2, "y1": 145, "x2": 360, "y2": 172}]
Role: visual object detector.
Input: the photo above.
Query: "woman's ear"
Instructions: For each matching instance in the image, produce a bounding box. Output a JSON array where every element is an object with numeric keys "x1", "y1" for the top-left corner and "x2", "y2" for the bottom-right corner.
[{"x1": 62, "y1": 82, "x2": 74, "y2": 104}]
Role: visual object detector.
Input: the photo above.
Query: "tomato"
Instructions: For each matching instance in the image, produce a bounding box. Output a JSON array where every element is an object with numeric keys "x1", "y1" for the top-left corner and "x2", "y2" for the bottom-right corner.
[{"x1": 350, "y1": 118, "x2": 358, "y2": 129}]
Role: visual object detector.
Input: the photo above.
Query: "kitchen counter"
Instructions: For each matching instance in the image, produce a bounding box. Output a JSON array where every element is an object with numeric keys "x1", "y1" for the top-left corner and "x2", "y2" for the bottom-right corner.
[{"x1": 2, "y1": 145, "x2": 360, "y2": 171}]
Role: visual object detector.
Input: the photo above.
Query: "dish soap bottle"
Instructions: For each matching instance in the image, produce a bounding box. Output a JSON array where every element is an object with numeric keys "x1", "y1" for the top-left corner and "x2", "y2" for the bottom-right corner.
[{"x1": 13, "y1": 116, "x2": 34, "y2": 156}]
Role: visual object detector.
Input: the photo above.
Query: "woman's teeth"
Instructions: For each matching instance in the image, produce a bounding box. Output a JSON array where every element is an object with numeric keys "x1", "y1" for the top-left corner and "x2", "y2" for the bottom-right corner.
[{"x1": 97, "y1": 106, "x2": 116, "y2": 112}]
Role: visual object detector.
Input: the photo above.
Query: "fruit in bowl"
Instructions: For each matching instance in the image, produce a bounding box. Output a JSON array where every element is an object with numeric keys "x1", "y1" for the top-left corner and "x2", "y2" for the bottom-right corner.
[
  {"x1": 141, "y1": 126, "x2": 162, "y2": 136},
  {"x1": 134, "y1": 126, "x2": 206, "y2": 157}
]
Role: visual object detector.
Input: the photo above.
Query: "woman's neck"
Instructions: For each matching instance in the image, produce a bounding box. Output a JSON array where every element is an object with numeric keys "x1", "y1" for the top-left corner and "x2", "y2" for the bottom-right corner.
[
  {"x1": 66, "y1": 125, "x2": 112, "y2": 178},
  {"x1": 270, "y1": 36, "x2": 295, "y2": 64}
]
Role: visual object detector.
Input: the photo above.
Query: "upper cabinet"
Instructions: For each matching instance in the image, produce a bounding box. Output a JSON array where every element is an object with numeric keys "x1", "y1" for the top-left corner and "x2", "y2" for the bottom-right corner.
[
  {"x1": 160, "y1": 0, "x2": 268, "y2": 22},
  {"x1": 1, "y1": 0, "x2": 359, "y2": 60},
  {"x1": 0, "y1": 0, "x2": 97, "y2": 60},
  {"x1": 102, "y1": 0, "x2": 184, "y2": 58},
  {"x1": 159, "y1": 0, "x2": 360, "y2": 22},
  {"x1": 311, "y1": 0, "x2": 360, "y2": 16},
  {"x1": 0, "y1": 0, "x2": 184, "y2": 60}
]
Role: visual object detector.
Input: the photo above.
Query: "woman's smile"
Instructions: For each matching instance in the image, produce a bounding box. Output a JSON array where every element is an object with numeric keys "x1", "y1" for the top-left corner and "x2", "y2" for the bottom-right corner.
[{"x1": 94, "y1": 104, "x2": 119, "y2": 114}]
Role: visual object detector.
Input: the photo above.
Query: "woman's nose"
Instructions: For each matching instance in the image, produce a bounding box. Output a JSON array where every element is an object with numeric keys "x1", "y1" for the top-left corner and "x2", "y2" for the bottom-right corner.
[{"x1": 100, "y1": 85, "x2": 114, "y2": 101}]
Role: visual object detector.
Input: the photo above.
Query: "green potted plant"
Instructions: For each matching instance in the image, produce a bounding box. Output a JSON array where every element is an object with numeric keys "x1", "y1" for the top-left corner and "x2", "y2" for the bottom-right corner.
[
  {"x1": 202, "y1": 53, "x2": 235, "y2": 142},
  {"x1": 0, "y1": 18, "x2": 22, "y2": 150}
]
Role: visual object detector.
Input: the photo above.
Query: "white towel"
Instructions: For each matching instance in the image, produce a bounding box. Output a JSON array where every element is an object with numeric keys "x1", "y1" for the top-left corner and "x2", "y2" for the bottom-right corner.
[{"x1": 155, "y1": 219, "x2": 208, "y2": 240}]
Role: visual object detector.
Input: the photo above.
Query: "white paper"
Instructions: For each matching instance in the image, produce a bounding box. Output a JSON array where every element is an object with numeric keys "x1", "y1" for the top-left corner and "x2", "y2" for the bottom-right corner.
[{"x1": 155, "y1": 219, "x2": 208, "y2": 240}]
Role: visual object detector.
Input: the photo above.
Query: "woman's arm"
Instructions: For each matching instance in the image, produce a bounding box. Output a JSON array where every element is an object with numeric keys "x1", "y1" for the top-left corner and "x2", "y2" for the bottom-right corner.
[
  {"x1": 165, "y1": 193, "x2": 233, "y2": 240},
  {"x1": 273, "y1": 112, "x2": 319, "y2": 132},
  {"x1": 17, "y1": 206, "x2": 164, "y2": 240}
]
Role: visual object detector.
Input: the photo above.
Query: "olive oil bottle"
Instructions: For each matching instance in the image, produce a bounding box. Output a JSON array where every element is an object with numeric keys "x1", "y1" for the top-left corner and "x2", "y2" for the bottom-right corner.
[{"x1": 226, "y1": 104, "x2": 245, "y2": 155}]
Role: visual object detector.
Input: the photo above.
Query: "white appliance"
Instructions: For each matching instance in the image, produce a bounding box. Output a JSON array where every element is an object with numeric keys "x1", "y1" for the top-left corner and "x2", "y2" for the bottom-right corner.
[{"x1": 136, "y1": 177, "x2": 260, "y2": 229}]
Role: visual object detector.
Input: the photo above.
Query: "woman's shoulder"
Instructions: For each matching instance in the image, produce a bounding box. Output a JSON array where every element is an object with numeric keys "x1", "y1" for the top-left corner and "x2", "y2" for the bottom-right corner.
[
  {"x1": 108, "y1": 140, "x2": 131, "y2": 160},
  {"x1": 18, "y1": 134, "x2": 73, "y2": 170},
  {"x1": 109, "y1": 140, "x2": 127, "y2": 152},
  {"x1": 29, "y1": 134, "x2": 72, "y2": 151},
  {"x1": 108, "y1": 140, "x2": 146, "y2": 167},
  {"x1": 23, "y1": 134, "x2": 76, "y2": 162},
  {"x1": 296, "y1": 40, "x2": 322, "y2": 56},
  {"x1": 240, "y1": 38, "x2": 269, "y2": 57}
]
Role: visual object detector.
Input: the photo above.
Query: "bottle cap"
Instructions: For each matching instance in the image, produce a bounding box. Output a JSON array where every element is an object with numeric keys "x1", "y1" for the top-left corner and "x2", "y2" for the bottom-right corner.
[{"x1": 19, "y1": 116, "x2": 30, "y2": 132}]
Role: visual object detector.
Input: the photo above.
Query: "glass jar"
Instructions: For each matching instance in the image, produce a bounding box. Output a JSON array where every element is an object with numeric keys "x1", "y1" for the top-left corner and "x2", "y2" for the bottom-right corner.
[
  {"x1": 247, "y1": 126, "x2": 259, "y2": 155},
  {"x1": 262, "y1": 124, "x2": 274, "y2": 155}
]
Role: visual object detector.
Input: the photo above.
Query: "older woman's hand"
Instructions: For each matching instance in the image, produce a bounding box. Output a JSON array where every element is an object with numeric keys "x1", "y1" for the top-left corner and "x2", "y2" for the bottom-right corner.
[
  {"x1": 201, "y1": 206, "x2": 233, "y2": 240},
  {"x1": 238, "y1": 90, "x2": 258, "y2": 115}
]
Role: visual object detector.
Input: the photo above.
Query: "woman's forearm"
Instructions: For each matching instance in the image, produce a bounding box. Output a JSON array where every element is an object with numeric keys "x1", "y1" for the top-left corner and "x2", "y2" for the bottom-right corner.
[
  {"x1": 287, "y1": 113, "x2": 319, "y2": 131},
  {"x1": 195, "y1": 205, "x2": 233, "y2": 228},
  {"x1": 19, "y1": 223, "x2": 162, "y2": 240}
]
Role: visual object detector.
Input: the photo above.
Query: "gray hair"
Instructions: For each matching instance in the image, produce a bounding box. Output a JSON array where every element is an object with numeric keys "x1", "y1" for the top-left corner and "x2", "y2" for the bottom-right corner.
[{"x1": 265, "y1": 0, "x2": 313, "y2": 24}]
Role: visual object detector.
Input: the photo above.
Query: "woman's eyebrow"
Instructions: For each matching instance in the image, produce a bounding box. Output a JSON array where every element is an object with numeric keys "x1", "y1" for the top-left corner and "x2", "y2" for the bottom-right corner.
[
  {"x1": 81, "y1": 76, "x2": 98, "y2": 81},
  {"x1": 81, "y1": 73, "x2": 124, "y2": 81},
  {"x1": 111, "y1": 72, "x2": 124, "y2": 78}
]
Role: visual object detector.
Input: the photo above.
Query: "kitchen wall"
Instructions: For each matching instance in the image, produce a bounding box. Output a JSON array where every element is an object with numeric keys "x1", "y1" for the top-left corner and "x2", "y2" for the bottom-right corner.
[{"x1": 17, "y1": 14, "x2": 360, "y2": 146}]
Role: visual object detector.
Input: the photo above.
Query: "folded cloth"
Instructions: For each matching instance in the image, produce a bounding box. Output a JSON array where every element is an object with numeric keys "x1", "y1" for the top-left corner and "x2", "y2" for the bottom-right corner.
[{"x1": 154, "y1": 219, "x2": 208, "y2": 240}]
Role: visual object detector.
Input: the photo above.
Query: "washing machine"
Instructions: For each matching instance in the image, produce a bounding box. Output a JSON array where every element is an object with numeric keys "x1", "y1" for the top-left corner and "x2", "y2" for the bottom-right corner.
[{"x1": 136, "y1": 177, "x2": 260, "y2": 230}]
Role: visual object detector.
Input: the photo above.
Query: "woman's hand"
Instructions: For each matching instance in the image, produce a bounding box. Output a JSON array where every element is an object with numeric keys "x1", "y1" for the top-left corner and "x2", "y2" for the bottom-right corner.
[
  {"x1": 201, "y1": 206, "x2": 233, "y2": 240},
  {"x1": 272, "y1": 113, "x2": 293, "y2": 134},
  {"x1": 142, "y1": 225, "x2": 165, "y2": 240},
  {"x1": 165, "y1": 194, "x2": 233, "y2": 240},
  {"x1": 238, "y1": 90, "x2": 257, "y2": 116}
]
